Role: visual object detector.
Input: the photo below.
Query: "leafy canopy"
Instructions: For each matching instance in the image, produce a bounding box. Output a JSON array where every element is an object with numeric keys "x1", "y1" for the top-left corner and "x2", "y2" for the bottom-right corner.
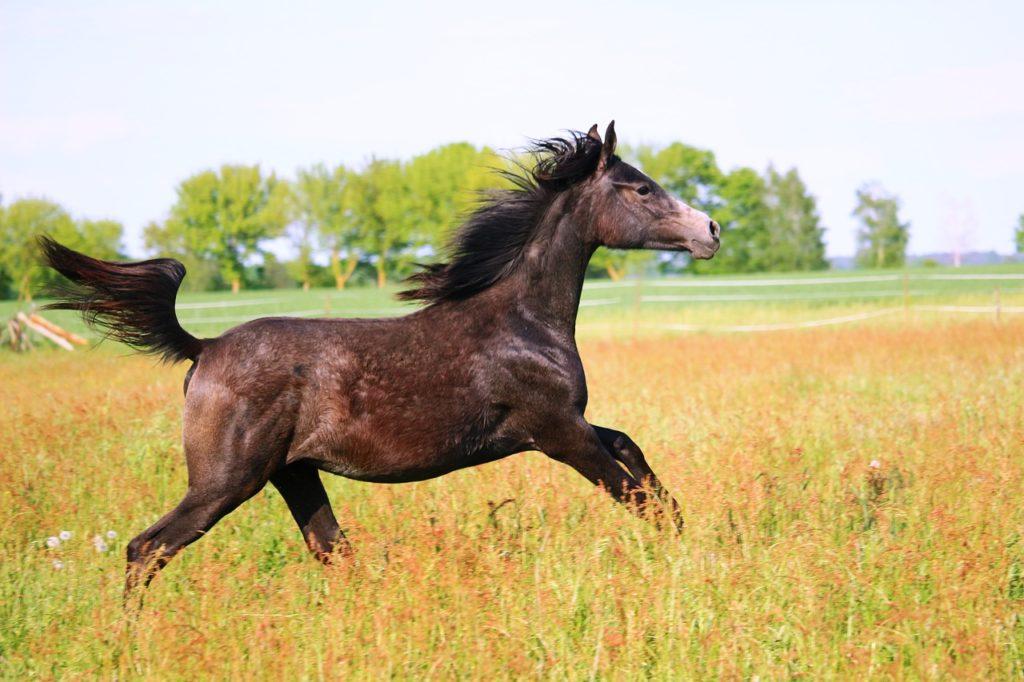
[{"x1": 853, "y1": 183, "x2": 911, "y2": 269}]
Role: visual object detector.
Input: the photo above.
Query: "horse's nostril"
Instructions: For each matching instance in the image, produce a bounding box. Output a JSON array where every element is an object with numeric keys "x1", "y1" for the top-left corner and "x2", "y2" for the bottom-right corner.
[{"x1": 709, "y1": 220, "x2": 720, "y2": 239}]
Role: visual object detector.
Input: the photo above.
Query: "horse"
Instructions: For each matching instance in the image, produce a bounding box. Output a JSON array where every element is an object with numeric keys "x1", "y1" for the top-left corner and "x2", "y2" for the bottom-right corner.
[{"x1": 41, "y1": 121, "x2": 720, "y2": 595}]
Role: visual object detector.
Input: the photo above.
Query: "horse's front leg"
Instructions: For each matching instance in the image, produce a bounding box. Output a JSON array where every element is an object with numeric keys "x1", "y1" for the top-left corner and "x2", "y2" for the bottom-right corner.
[
  {"x1": 540, "y1": 422, "x2": 672, "y2": 530},
  {"x1": 592, "y1": 424, "x2": 684, "y2": 531}
]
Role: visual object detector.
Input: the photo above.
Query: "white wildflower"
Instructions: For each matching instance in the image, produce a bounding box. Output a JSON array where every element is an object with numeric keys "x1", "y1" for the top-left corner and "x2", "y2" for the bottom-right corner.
[
  {"x1": 92, "y1": 535, "x2": 109, "y2": 553},
  {"x1": 52, "y1": 559, "x2": 64, "y2": 570},
  {"x1": 45, "y1": 536, "x2": 61, "y2": 548},
  {"x1": 58, "y1": 530, "x2": 72, "y2": 541},
  {"x1": 869, "y1": 459, "x2": 881, "y2": 470},
  {"x1": 106, "y1": 530, "x2": 117, "y2": 540}
]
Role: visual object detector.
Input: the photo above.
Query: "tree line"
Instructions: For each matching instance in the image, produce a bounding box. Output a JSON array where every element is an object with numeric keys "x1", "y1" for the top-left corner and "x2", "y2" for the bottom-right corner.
[
  {"x1": 0, "y1": 199, "x2": 124, "y2": 301},
  {"x1": 2, "y1": 139, "x2": 927, "y2": 300}
]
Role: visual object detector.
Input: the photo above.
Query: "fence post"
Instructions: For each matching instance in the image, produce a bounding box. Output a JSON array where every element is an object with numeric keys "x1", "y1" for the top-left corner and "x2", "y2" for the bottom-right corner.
[
  {"x1": 902, "y1": 273, "x2": 910, "y2": 320},
  {"x1": 631, "y1": 277, "x2": 642, "y2": 340}
]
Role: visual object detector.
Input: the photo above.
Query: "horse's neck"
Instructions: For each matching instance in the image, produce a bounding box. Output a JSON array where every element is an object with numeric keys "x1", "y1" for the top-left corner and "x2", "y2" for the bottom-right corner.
[{"x1": 507, "y1": 212, "x2": 595, "y2": 339}]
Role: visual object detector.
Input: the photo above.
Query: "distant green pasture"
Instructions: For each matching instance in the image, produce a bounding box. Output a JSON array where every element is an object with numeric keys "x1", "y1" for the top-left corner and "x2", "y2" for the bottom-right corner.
[{"x1": 3, "y1": 262, "x2": 1023, "y2": 343}]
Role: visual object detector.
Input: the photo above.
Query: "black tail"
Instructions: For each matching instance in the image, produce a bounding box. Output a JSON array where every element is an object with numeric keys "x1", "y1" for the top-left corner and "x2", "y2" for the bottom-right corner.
[{"x1": 39, "y1": 237, "x2": 203, "y2": 364}]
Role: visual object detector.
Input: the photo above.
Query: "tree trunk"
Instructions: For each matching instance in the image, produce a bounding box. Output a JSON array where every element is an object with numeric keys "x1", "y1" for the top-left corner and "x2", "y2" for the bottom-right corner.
[
  {"x1": 337, "y1": 257, "x2": 358, "y2": 289},
  {"x1": 302, "y1": 280, "x2": 310, "y2": 292},
  {"x1": 606, "y1": 265, "x2": 624, "y2": 282},
  {"x1": 332, "y1": 250, "x2": 361, "y2": 289},
  {"x1": 231, "y1": 278, "x2": 241, "y2": 294},
  {"x1": 377, "y1": 264, "x2": 387, "y2": 289},
  {"x1": 330, "y1": 249, "x2": 343, "y2": 289}
]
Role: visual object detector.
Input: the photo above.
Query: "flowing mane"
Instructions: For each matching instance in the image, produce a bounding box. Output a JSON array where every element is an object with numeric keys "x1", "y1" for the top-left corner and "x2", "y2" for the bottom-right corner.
[{"x1": 399, "y1": 130, "x2": 609, "y2": 304}]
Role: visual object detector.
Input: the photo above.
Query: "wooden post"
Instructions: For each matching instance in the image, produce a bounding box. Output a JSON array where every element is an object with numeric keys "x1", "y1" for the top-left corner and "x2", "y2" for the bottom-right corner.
[
  {"x1": 632, "y1": 277, "x2": 642, "y2": 340},
  {"x1": 902, "y1": 272, "x2": 910, "y2": 320}
]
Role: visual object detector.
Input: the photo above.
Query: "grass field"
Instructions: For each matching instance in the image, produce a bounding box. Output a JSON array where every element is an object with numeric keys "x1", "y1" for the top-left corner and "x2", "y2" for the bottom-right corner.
[
  {"x1": 3, "y1": 267, "x2": 1024, "y2": 678},
  {"x1": 3, "y1": 262, "x2": 1024, "y2": 340}
]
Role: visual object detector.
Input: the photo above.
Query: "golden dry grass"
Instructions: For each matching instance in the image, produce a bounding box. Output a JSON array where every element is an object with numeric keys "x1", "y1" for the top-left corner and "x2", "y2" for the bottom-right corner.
[{"x1": 2, "y1": 318, "x2": 1024, "y2": 678}]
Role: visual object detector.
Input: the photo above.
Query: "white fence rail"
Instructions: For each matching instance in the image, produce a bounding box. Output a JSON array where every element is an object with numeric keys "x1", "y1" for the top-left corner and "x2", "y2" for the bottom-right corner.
[
  {"x1": 173, "y1": 271, "x2": 1024, "y2": 333},
  {"x1": 659, "y1": 308, "x2": 902, "y2": 333},
  {"x1": 583, "y1": 273, "x2": 1024, "y2": 290}
]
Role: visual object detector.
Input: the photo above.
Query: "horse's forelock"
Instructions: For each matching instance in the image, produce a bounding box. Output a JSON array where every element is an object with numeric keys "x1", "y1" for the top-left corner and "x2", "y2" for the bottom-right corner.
[{"x1": 531, "y1": 132, "x2": 606, "y2": 191}]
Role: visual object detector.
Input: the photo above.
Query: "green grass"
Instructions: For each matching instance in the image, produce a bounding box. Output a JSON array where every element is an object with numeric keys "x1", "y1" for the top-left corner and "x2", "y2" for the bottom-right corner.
[
  {"x1": 3, "y1": 262, "x2": 1023, "y2": 342},
  {"x1": 2, "y1": 318, "x2": 1023, "y2": 677},
  {"x1": 3, "y1": 264, "x2": 1024, "y2": 677}
]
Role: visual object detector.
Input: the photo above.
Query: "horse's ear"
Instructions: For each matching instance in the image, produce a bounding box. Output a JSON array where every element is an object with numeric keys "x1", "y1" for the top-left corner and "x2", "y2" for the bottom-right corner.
[
  {"x1": 598, "y1": 120, "x2": 617, "y2": 171},
  {"x1": 586, "y1": 124, "x2": 602, "y2": 144}
]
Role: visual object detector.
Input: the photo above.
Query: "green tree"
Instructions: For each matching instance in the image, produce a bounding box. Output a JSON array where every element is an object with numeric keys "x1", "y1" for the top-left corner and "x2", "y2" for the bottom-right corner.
[
  {"x1": 150, "y1": 165, "x2": 288, "y2": 293},
  {"x1": 763, "y1": 166, "x2": 828, "y2": 271},
  {"x1": 405, "y1": 143, "x2": 505, "y2": 252},
  {"x1": 0, "y1": 199, "x2": 73, "y2": 301},
  {"x1": 278, "y1": 178, "x2": 318, "y2": 292},
  {"x1": 691, "y1": 166, "x2": 770, "y2": 274},
  {"x1": 853, "y1": 183, "x2": 910, "y2": 268},
  {"x1": 293, "y1": 164, "x2": 360, "y2": 289},
  {"x1": 143, "y1": 219, "x2": 221, "y2": 291},
  {"x1": 346, "y1": 159, "x2": 413, "y2": 288},
  {"x1": 74, "y1": 219, "x2": 125, "y2": 261},
  {"x1": 1015, "y1": 214, "x2": 1024, "y2": 254},
  {"x1": 0, "y1": 198, "x2": 123, "y2": 301}
]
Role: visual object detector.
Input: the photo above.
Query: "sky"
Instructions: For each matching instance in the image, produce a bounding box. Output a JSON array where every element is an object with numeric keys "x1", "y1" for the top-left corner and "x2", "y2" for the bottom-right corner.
[{"x1": 2, "y1": 0, "x2": 1022, "y2": 259}]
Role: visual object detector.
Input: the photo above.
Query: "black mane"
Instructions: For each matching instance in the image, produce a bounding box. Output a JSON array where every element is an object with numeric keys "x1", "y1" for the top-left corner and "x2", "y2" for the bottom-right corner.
[{"x1": 399, "y1": 130, "x2": 609, "y2": 304}]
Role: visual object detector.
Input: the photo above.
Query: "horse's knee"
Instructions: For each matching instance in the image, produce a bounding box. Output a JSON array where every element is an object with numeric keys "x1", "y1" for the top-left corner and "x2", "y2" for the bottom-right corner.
[
  {"x1": 126, "y1": 534, "x2": 148, "y2": 565},
  {"x1": 605, "y1": 430, "x2": 644, "y2": 465},
  {"x1": 126, "y1": 533, "x2": 169, "y2": 571}
]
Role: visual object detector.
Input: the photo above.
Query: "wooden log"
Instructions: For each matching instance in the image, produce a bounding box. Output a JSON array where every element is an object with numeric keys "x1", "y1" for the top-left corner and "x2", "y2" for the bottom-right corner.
[
  {"x1": 28, "y1": 313, "x2": 88, "y2": 345},
  {"x1": 17, "y1": 312, "x2": 73, "y2": 351}
]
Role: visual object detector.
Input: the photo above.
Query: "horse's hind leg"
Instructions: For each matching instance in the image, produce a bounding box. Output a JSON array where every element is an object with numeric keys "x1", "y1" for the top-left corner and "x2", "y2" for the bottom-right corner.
[
  {"x1": 271, "y1": 462, "x2": 351, "y2": 563},
  {"x1": 125, "y1": 468, "x2": 268, "y2": 597}
]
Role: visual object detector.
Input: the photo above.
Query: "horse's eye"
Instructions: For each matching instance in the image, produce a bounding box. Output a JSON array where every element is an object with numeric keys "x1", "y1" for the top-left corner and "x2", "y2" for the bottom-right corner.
[{"x1": 636, "y1": 185, "x2": 651, "y2": 196}]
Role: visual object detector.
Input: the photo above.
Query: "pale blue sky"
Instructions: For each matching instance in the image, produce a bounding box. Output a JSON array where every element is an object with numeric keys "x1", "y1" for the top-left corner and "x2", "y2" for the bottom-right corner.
[{"x1": 2, "y1": 0, "x2": 1022, "y2": 258}]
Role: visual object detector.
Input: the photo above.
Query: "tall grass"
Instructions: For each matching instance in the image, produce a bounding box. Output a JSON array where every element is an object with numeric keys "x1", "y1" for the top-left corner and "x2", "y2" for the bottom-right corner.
[{"x1": 2, "y1": 318, "x2": 1023, "y2": 678}]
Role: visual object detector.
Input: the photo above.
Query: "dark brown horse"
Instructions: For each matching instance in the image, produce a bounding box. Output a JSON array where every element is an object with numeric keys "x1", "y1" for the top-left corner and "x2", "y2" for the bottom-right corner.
[{"x1": 42, "y1": 122, "x2": 720, "y2": 594}]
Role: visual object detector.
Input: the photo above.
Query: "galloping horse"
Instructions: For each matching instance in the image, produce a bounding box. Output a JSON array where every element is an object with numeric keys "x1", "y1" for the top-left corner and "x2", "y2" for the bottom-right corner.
[{"x1": 42, "y1": 122, "x2": 720, "y2": 594}]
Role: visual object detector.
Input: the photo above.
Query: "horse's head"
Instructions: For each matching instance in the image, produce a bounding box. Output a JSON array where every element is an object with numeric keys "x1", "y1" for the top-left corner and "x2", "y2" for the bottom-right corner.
[{"x1": 573, "y1": 121, "x2": 720, "y2": 259}]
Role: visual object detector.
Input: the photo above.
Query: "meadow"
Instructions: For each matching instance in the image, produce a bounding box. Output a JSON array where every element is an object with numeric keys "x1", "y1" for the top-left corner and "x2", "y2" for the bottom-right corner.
[{"x1": 2, "y1": 266, "x2": 1024, "y2": 678}]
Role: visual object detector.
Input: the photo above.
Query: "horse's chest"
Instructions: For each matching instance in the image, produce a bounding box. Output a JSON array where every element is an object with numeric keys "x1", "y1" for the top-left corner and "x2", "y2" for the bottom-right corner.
[{"x1": 494, "y1": 344, "x2": 588, "y2": 414}]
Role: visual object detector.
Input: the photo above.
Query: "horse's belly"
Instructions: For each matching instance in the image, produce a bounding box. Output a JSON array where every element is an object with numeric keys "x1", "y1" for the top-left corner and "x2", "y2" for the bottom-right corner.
[
  {"x1": 291, "y1": 402, "x2": 526, "y2": 483},
  {"x1": 310, "y1": 438, "x2": 520, "y2": 483}
]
